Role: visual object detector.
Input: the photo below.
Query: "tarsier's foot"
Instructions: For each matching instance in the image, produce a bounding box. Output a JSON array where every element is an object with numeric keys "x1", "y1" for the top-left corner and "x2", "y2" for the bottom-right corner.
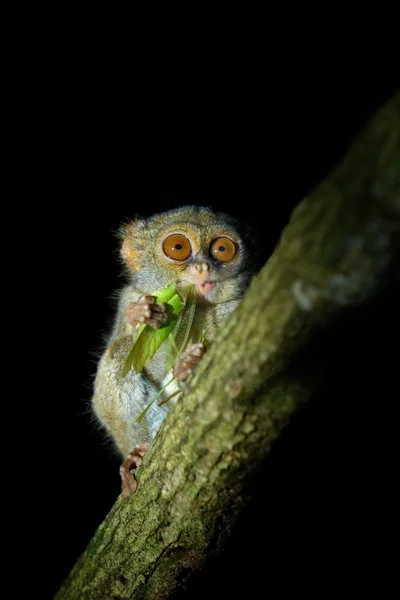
[
  {"x1": 120, "y1": 442, "x2": 150, "y2": 498},
  {"x1": 126, "y1": 296, "x2": 169, "y2": 329},
  {"x1": 173, "y1": 342, "x2": 206, "y2": 381}
]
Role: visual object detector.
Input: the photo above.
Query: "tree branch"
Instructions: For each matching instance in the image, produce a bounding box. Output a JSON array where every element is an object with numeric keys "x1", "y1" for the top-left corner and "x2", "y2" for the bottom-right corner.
[{"x1": 55, "y1": 91, "x2": 400, "y2": 600}]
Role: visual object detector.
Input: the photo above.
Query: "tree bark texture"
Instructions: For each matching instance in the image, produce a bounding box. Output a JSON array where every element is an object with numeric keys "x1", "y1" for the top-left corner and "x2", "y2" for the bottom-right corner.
[{"x1": 55, "y1": 91, "x2": 399, "y2": 599}]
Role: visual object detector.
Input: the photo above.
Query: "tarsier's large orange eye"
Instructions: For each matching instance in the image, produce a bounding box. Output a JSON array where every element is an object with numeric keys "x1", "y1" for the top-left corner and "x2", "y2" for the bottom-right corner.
[
  {"x1": 162, "y1": 233, "x2": 192, "y2": 261},
  {"x1": 210, "y1": 237, "x2": 236, "y2": 262}
]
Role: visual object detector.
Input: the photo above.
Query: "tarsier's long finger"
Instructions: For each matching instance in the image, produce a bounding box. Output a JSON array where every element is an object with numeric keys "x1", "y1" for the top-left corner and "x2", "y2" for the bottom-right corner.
[
  {"x1": 173, "y1": 342, "x2": 206, "y2": 381},
  {"x1": 146, "y1": 319, "x2": 167, "y2": 329},
  {"x1": 146, "y1": 311, "x2": 169, "y2": 328},
  {"x1": 142, "y1": 302, "x2": 169, "y2": 328},
  {"x1": 150, "y1": 303, "x2": 167, "y2": 313},
  {"x1": 137, "y1": 295, "x2": 155, "y2": 304},
  {"x1": 126, "y1": 301, "x2": 154, "y2": 325},
  {"x1": 120, "y1": 466, "x2": 138, "y2": 497},
  {"x1": 120, "y1": 443, "x2": 150, "y2": 497}
]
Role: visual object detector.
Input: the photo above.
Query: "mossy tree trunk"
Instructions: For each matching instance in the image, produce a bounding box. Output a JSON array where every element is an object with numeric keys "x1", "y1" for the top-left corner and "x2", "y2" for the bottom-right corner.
[{"x1": 55, "y1": 91, "x2": 400, "y2": 600}]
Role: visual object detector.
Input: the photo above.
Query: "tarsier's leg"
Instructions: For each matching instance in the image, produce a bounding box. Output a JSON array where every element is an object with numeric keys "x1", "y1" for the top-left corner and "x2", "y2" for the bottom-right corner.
[
  {"x1": 120, "y1": 344, "x2": 206, "y2": 497},
  {"x1": 120, "y1": 442, "x2": 150, "y2": 497}
]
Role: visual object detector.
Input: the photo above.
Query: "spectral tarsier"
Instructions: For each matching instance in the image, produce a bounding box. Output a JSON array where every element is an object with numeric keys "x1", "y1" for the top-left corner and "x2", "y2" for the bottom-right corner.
[{"x1": 92, "y1": 205, "x2": 256, "y2": 496}]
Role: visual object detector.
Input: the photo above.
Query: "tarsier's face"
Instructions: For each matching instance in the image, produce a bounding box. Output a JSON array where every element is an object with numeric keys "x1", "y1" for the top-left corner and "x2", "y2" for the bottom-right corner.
[
  {"x1": 121, "y1": 206, "x2": 254, "y2": 304},
  {"x1": 159, "y1": 227, "x2": 239, "y2": 300}
]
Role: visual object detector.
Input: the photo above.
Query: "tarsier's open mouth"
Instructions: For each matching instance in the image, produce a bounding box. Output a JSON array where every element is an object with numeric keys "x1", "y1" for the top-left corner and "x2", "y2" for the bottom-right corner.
[{"x1": 196, "y1": 281, "x2": 216, "y2": 296}]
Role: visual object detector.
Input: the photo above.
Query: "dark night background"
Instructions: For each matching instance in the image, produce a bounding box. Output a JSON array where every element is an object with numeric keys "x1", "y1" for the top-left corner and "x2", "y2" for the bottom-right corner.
[{"x1": 50, "y1": 67, "x2": 399, "y2": 598}]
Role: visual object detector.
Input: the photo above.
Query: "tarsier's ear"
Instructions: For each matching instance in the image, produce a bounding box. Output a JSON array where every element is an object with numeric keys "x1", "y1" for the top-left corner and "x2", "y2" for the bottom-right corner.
[{"x1": 119, "y1": 220, "x2": 143, "y2": 271}]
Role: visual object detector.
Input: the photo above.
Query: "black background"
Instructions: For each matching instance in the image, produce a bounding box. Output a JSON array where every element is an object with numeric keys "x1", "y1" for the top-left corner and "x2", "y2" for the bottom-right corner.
[{"x1": 52, "y1": 74, "x2": 399, "y2": 598}]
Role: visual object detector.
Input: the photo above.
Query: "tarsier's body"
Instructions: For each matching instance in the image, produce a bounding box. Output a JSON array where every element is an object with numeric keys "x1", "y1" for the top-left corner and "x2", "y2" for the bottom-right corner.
[{"x1": 92, "y1": 206, "x2": 255, "y2": 496}]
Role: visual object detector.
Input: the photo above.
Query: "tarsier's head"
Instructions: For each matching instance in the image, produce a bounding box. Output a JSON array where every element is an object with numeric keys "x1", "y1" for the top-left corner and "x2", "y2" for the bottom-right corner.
[{"x1": 120, "y1": 205, "x2": 256, "y2": 304}]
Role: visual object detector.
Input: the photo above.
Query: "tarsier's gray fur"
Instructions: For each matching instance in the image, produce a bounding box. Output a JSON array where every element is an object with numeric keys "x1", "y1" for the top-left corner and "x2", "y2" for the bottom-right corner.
[{"x1": 92, "y1": 205, "x2": 256, "y2": 459}]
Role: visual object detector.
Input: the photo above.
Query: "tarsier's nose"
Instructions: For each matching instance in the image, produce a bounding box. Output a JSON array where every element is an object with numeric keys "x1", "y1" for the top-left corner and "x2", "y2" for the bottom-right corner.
[
  {"x1": 194, "y1": 262, "x2": 210, "y2": 274},
  {"x1": 188, "y1": 261, "x2": 211, "y2": 285}
]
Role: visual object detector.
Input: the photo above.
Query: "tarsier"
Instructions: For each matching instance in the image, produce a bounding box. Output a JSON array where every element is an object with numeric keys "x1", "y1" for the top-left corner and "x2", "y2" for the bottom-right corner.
[{"x1": 92, "y1": 205, "x2": 256, "y2": 496}]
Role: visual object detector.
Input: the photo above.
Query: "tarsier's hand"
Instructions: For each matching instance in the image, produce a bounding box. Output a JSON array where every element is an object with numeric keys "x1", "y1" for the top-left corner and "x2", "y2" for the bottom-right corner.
[
  {"x1": 173, "y1": 342, "x2": 206, "y2": 381},
  {"x1": 126, "y1": 295, "x2": 169, "y2": 329}
]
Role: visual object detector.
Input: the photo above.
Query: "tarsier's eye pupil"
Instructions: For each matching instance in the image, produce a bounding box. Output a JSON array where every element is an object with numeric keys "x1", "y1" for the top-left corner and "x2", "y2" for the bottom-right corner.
[
  {"x1": 175, "y1": 244, "x2": 182, "y2": 250},
  {"x1": 210, "y1": 237, "x2": 236, "y2": 262}
]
